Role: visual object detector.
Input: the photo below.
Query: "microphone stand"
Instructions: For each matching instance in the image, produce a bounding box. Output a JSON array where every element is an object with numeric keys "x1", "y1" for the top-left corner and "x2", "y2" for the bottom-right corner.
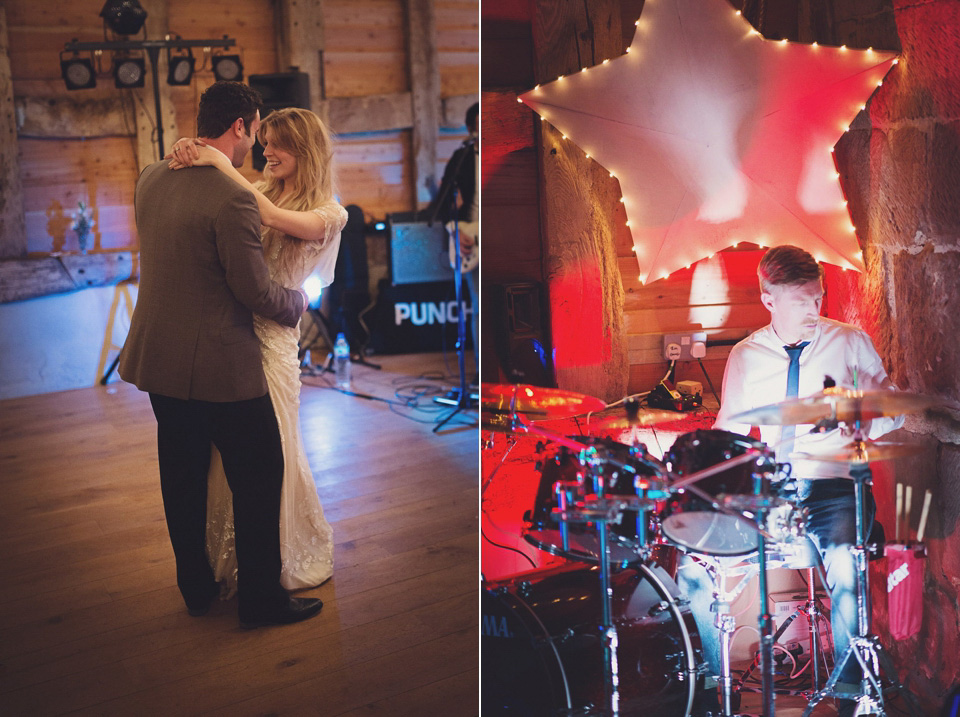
[{"x1": 427, "y1": 139, "x2": 477, "y2": 432}]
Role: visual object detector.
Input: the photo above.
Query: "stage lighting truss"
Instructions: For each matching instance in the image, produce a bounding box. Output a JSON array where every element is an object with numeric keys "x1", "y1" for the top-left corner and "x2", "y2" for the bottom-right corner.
[
  {"x1": 167, "y1": 47, "x2": 195, "y2": 86},
  {"x1": 113, "y1": 54, "x2": 146, "y2": 88},
  {"x1": 212, "y1": 53, "x2": 244, "y2": 82},
  {"x1": 60, "y1": 51, "x2": 97, "y2": 90}
]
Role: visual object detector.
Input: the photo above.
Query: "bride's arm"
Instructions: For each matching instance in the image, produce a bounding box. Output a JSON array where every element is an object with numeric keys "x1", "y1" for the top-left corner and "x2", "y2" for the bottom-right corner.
[{"x1": 168, "y1": 139, "x2": 338, "y2": 243}]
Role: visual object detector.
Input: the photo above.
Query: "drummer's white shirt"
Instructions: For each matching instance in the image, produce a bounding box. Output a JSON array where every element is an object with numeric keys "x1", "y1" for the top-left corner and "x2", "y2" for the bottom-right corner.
[{"x1": 713, "y1": 317, "x2": 904, "y2": 480}]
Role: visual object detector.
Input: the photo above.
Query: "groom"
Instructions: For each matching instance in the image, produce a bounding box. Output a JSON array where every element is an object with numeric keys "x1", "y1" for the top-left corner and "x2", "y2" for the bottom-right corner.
[{"x1": 119, "y1": 81, "x2": 322, "y2": 628}]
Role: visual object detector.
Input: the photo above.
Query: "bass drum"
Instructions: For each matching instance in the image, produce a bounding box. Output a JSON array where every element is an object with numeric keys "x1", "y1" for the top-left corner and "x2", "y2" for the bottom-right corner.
[{"x1": 482, "y1": 560, "x2": 704, "y2": 716}]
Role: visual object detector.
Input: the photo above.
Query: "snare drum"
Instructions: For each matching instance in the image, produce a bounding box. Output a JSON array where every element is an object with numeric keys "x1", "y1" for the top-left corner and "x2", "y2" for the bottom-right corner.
[
  {"x1": 662, "y1": 430, "x2": 780, "y2": 556},
  {"x1": 482, "y1": 560, "x2": 705, "y2": 716},
  {"x1": 525, "y1": 437, "x2": 668, "y2": 564}
]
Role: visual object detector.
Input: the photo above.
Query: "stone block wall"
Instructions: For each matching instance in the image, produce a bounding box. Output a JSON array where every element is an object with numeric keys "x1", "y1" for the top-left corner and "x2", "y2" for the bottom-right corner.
[{"x1": 832, "y1": 0, "x2": 960, "y2": 709}]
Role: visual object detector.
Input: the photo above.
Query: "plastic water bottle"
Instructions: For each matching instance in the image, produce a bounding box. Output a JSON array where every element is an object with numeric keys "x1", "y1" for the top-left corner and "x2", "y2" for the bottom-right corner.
[{"x1": 333, "y1": 333, "x2": 351, "y2": 388}]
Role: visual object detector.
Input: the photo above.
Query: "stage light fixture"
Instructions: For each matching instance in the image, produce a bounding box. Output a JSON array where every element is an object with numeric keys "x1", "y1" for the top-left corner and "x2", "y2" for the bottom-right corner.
[
  {"x1": 113, "y1": 56, "x2": 145, "y2": 88},
  {"x1": 212, "y1": 54, "x2": 243, "y2": 82},
  {"x1": 167, "y1": 51, "x2": 195, "y2": 86},
  {"x1": 60, "y1": 55, "x2": 96, "y2": 90},
  {"x1": 100, "y1": 0, "x2": 148, "y2": 36}
]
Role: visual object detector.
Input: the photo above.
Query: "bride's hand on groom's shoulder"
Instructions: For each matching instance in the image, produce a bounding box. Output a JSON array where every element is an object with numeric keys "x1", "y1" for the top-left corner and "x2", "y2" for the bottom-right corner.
[{"x1": 166, "y1": 138, "x2": 212, "y2": 170}]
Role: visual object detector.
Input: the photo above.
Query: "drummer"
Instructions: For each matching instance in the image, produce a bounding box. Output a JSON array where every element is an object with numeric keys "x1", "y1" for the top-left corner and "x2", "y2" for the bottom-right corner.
[{"x1": 678, "y1": 245, "x2": 904, "y2": 715}]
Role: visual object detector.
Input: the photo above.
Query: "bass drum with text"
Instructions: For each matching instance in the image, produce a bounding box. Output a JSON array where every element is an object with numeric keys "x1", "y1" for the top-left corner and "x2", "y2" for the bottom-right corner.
[{"x1": 482, "y1": 561, "x2": 705, "y2": 716}]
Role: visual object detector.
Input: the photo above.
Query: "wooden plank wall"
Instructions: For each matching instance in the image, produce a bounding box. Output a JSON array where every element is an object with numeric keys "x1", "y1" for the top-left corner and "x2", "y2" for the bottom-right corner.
[
  {"x1": 621, "y1": 248, "x2": 769, "y2": 399},
  {"x1": 6, "y1": 0, "x2": 478, "y2": 257}
]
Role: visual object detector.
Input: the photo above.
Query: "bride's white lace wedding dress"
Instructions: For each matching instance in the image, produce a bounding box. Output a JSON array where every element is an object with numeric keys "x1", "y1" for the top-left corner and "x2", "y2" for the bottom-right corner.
[{"x1": 205, "y1": 200, "x2": 348, "y2": 595}]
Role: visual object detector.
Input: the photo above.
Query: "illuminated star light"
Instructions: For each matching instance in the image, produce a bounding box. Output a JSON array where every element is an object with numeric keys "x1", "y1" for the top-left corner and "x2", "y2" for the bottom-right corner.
[{"x1": 518, "y1": 0, "x2": 898, "y2": 284}]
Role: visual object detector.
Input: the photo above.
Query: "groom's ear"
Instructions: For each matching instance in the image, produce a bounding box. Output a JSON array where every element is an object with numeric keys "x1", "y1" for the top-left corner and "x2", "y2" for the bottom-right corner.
[{"x1": 231, "y1": 117, "x2": 246, "y2": 138}]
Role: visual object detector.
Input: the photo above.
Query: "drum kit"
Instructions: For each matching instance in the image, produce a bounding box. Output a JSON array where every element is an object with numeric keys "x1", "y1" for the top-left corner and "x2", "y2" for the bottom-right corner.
[{"x1": 480, "y1": 382, "x2": 937, "y2": 717}]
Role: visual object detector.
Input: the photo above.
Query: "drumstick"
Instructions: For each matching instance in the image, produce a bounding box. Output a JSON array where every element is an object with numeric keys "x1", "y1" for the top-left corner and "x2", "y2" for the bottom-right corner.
[
  {"x1": 895, "y1": 483, "x2": 902, "y2": 542},
  {"x1": 917, "y1": 490, "x2": 932, "y2": 543},
  {"x1": 904, "y1": 485, "x2": 913, "y2": 542}
]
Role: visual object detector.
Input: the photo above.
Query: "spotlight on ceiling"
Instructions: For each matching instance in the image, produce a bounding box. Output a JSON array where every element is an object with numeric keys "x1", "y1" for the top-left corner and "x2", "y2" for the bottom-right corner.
[
  {"x1": 113, "y1": 56, "x2": 146, "y2": 88},
  {"x1": 60, "y1": 55, "x2": 96, "y2": 90},
  {"x1": 167, "y1": 51, "x2": 195, "y2": 86},
  {"x1": 100, "y1": 0, "x2": 148, "y2": 36},
  {"x1": 212, "y1": 54, "x2": 244, "y2": 82}
]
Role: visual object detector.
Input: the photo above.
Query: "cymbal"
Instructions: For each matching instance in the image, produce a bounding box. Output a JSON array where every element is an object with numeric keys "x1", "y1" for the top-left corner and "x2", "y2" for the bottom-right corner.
[
  {"x1": 791, "y1": 440, "x2": 924, "y2": 464},
  {"x1": 480, "y1": 383, "x2": 606, "y2": 421},
  {"x1": 729, "y1": 387, "x2": 938, "y2": 426},
  {"x1": 590, "y1": 410, "x2": 686, "y2": 432}
]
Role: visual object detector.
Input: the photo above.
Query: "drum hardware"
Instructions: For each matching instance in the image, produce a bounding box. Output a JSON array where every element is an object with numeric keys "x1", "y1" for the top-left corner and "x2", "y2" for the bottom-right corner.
[
  {"x1": 735, "y1": 565, "x2": 831, "y2": 699},
  {"x1": 801, "y1": 451, "x2": 904, "y2": 717},
  {"x1": 729, "y1": 386, "x2": 937, "y2": 717}
]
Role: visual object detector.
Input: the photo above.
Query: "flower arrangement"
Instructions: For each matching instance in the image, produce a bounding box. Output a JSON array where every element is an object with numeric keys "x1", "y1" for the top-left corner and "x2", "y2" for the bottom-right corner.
[{"x1": 71, "y1": 200, "x2": 94, "y2": 253}]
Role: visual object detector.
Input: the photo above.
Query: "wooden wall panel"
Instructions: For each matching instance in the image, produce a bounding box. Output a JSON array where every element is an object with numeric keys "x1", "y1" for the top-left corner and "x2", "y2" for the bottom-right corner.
[
  {"x1": 6, "y1": 0, "x2": 478, "y2": 278},
  {"x1": 18, "y1": 137, "x2": 138, "y2": 254},
  {"x1": 435, "y1": 0, "x2": 479, "y2": 97},
  {"x1": 619, "y1": 249, "x2": 769, "y2": 396},
  {"x1": 335, "y1": 131, "x2": 412, "y2": 218},
  {"x1": 323, "y1": 1, "x2": 408, "y2": 98}
]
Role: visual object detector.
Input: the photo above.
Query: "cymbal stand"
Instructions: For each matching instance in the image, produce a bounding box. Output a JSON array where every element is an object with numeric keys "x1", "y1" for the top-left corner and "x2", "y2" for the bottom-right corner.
[
  {"x1": 802, "y1": 462, "x2": 902, "y2": 717},
  {"x1": 693, "y1": 556, "x2": 758, "y2": 716},
  {"x1": 554, "y1": 491, "x2": 637, "y2": 714},
  {"x1": 753, "y1": 470, "x2": 776, "y2": 717}
]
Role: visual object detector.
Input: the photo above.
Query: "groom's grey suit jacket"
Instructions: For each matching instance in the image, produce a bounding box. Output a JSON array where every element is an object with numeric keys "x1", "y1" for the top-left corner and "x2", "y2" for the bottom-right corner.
[{"x1": 119, "y1": 161, "x2": 303, "y2": 402}]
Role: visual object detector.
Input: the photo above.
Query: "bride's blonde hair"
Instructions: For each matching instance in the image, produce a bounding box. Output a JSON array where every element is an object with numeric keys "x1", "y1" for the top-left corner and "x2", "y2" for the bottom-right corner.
[{"x1": 255, "y1": 108, "x2": 337, "y2": 281}]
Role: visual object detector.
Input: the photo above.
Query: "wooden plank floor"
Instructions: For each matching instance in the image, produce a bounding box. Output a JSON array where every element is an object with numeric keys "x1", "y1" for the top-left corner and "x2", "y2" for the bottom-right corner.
[{"x1": 0, "y1": 353, "x2": 479, "y2": 716}]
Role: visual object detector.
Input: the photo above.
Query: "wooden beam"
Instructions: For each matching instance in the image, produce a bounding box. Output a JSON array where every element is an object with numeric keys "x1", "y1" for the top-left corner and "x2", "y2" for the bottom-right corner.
[
  {"x1": 0, "y1": 253, "x2": 137, "y2": 304},
  {"x1": 0, "y1": 7, "x2": 27, "y2": 260},
  {"x1": 275, "y1": 0, "x2": 325, "y2": 112},
  {"x1": 406, "y1": 0, "x2": 441, "y2": 207},
  {"x1": 323, "y1": 93, "x2": 413, "y2": 135},
  {"x1": 320, "y1": 92, "x2": 477, "y2": 135},
  {"x1": 15, "y1": 96, "x2": 131, "y2": 138}
]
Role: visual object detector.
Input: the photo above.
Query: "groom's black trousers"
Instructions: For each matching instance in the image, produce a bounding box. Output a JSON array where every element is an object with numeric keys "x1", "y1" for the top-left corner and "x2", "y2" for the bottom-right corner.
[{"x1": 149, "y1": 392, "x2": 288, "y2": 618}]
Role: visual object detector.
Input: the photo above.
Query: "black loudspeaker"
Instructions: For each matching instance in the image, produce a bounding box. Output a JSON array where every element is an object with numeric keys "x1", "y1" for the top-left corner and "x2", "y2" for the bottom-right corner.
[
  {"x1": 325, "y1": 205, "x2": 370, "y2": 352},
  {"x1": 387, "y1": 213, "x2": 454, "y2": 285},
  {"x1": 248, "y1": 72, "x2": 310, "y2": 170},
  {"x1": 368, "y1": 279, "x2": 473, "y2": 355},
  {"x1": 490, "y1": 282, "x2": 553, "y2": 386}
]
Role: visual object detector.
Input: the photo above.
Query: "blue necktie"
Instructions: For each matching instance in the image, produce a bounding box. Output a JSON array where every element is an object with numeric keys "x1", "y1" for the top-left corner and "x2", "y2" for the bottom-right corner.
[{"x1": 780, "y1": 341, "x2": 810, "y2": 459}]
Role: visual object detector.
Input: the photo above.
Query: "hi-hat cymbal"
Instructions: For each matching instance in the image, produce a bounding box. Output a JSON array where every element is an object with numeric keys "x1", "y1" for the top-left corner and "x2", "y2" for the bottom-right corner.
[
  {"x1": 590, "y1": 410, "x2": 686, "y2": 432},
  {"x1": 480, "y1": 383, "x2": 606, "y2": 421},
  {"x1": 791, "y1": 440, "x2": 925, "y2": 465},
  {"x1": 730, "y1": 387, "x2": 938, "y2": 426}
]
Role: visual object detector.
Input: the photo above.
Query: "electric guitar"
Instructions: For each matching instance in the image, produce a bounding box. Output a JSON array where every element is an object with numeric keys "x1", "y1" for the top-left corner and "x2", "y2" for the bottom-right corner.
[{"x1": 446, "y1": 221, "x2": 479, "y2": 273}]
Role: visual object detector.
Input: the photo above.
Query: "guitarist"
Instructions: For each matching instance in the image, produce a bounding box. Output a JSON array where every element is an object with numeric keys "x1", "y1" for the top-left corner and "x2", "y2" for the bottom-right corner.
[{"x1": 436, "y1": 102, "x2": 479, "y2": 375}]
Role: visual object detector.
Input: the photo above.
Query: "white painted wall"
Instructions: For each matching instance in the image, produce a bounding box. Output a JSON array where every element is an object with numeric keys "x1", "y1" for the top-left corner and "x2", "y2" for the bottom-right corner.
[{"x1": 0, "y1": 285, "x2": 136, "y2": 400}]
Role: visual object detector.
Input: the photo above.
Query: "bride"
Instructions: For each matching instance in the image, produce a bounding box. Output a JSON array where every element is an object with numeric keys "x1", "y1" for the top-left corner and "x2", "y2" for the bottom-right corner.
[{"x1": 169, "y1": 107, "x2": 347, "y2": 594}]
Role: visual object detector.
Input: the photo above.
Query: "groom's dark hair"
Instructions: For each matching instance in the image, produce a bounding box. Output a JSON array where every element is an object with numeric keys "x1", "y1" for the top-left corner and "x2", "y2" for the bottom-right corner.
[{"x1": 197, "y1": 81, "x2": 263, "y2": 139}]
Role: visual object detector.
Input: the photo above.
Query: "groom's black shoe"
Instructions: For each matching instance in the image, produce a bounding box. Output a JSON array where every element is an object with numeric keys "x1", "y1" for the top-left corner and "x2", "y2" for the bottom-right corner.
[
  {"x1": 186, "y1": 583, "x2": 219, "y2": 617},
  {"x1": 239, "y1": 597, "x2": 324, "y2": 629},
  {"x1": 187, "y1": 602, "x2": 212, "y2": 617}
]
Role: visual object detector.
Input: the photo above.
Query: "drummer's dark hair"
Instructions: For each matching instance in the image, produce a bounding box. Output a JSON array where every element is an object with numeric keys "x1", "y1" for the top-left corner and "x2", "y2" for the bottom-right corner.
[{"x1": 758, "y1": 245, "x2": 824, "y2": 293}]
